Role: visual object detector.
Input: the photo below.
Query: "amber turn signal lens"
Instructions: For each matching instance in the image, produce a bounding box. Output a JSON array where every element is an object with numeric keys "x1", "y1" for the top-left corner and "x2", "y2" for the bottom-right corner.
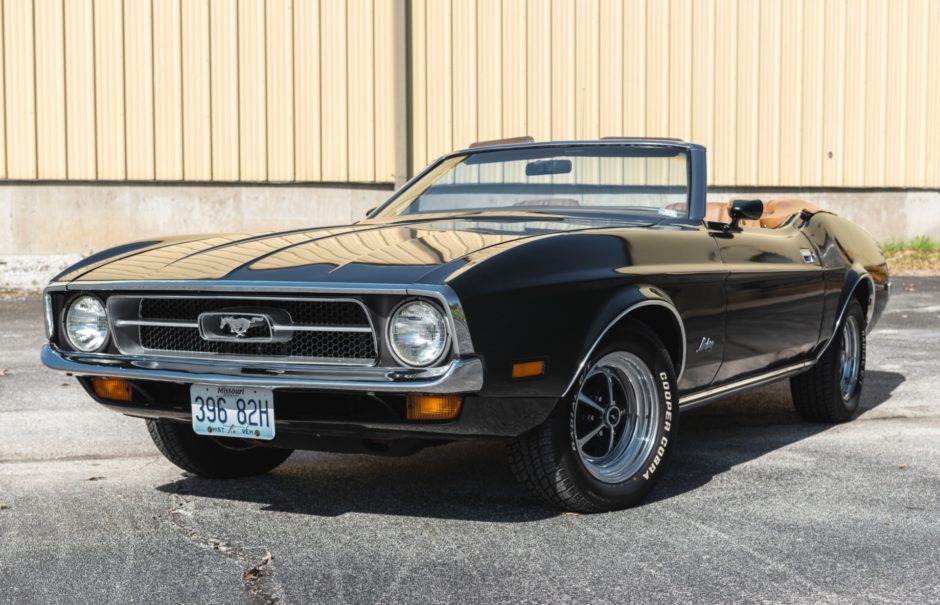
[
  {"x1": 512, "y1": 360, "x2": 545, "y2": 378},
  {"x1": 92, "y1": 377, "x2": 133, "y2": 402},
  {"x1": 406, "y1": 394, "x2": 462, "y2": 421}
]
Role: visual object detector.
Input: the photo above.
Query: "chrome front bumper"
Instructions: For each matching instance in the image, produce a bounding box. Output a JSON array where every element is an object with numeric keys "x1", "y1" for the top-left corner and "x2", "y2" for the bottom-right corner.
[{"x1": 41, "y1": 345, "x2": 484, "y2": 394}]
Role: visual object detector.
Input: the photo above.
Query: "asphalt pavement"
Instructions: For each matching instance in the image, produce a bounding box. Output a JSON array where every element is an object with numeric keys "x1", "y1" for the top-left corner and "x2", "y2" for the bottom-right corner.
[{"x1": 1, "y1": 279, "x2": 938, "y2": 604}]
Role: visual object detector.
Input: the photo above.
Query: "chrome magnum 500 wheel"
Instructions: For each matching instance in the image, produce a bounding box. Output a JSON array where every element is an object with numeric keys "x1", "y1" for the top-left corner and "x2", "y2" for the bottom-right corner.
[
  {"x1": 791, "y1": 298, "x2": 867, "y2": 423},
  {"x1": 573, "y1": 352, "x2": 662, "y2": 484},
  {"x1": 509, "y1": 319, "x2": 678, "y2": 513}
]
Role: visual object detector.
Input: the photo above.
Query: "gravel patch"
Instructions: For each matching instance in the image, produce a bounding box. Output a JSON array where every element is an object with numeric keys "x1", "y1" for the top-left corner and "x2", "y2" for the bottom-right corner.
[{"x1": 0, "y1": 254, "x2": 83, "y2": 294}]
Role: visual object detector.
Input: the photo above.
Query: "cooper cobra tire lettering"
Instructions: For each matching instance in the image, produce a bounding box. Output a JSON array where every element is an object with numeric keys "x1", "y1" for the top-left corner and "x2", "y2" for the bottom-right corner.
[{"x1": 642, "y1": 372, "x2": 673, "y2": 480}]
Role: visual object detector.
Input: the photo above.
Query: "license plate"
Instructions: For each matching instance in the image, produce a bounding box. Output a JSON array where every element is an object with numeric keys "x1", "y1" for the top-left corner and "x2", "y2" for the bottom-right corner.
[{"x1": 190, "y1": 385, "x2": 275, "y2": 440}]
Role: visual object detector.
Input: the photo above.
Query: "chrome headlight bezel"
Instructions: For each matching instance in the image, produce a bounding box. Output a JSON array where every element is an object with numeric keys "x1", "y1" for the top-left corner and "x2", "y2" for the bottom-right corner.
[
  {"x1": 43, "y1": 294, "x2": 56, "y2": 340},
  {"x1": 64, "y1": 295, "x2": 110, "y2": 353},
  {"x1": 386, "y1": 299, "x2": 450, "y2": 368}
]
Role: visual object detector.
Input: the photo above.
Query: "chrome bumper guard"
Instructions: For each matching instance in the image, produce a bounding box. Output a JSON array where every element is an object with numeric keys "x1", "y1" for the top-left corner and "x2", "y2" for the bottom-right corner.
[{"x1": 42, "y1": 345, "x2": 484, "y2": 394}]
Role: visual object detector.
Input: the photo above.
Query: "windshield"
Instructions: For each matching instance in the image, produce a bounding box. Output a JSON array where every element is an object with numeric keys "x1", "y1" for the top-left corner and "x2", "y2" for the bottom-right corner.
[{"x1": 377, "y1": 145, "x2": 689, "y2": 218}]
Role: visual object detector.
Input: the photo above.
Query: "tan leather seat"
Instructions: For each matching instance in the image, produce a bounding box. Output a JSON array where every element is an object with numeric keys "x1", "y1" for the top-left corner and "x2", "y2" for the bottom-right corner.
[
  {"x1": 704, "y1": 198, "x2": 819, "y2": 229},
  {"x1": 758, "y1": 199, "x2": 820, "y2": 228},
  {"x1": 705, "y1": 201, "x2": 733, "y2": 224}
]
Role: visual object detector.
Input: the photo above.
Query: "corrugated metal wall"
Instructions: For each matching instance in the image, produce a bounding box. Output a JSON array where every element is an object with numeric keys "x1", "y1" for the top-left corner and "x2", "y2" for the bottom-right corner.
[
  {"x1": 0, "y1": 0, "x2": 937, "y2": 187},
  {"x1": 0, "y1": 0, "x2": 395, "y2": 182},
  {"x1": 412, "y1": 0, "x2": 940, "y2": 188}
]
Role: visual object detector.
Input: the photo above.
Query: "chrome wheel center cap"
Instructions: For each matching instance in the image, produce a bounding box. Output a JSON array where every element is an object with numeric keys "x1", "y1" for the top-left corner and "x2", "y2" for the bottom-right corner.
[{"x1": 605, "y1": 406, "x2": 622, "y2": 428}]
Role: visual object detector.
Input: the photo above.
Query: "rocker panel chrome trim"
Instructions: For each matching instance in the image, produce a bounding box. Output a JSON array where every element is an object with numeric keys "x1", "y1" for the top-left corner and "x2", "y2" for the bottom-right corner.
[{"x1": 679, "y1": 360, "x2": 814, "y2": 410}]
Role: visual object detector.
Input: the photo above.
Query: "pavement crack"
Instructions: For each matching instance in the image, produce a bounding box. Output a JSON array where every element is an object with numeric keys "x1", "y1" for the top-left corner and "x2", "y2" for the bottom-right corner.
[{"x1": 164, "y1": 480, "x2": 283, "y2": 604}]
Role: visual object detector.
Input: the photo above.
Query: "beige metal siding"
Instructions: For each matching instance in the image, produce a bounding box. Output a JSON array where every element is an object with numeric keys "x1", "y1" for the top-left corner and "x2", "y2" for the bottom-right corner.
[
  {"x1": 4, "y1": 0, "x2": 37, "y2": 179},
  {"x1": 124, "y1": 0, "x2": 155, "y2": 180},
  {"x1": 153, "y1": 0, "x2": 183, "y2": 180},
  {"x1": 0, "y1": 0, "x2": 936, "y2": 187},
  {"x1": 0, "y1": 0, "x2": 394, "y2": 183},
  {"x1": 94, "y1": 0, "x2": 126, "y2": 179},
  {"x1": 410, "y1": 0, "x2": 940, "y2": 188}
]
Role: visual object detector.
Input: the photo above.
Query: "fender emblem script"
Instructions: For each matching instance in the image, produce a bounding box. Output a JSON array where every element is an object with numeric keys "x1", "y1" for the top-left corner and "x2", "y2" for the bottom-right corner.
[{"x1": 696, "y1": 337, "x2": 715, "y2": 353}]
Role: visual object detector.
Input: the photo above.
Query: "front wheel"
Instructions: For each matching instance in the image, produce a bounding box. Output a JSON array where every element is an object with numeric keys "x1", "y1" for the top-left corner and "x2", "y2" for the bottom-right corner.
[
  {"x1": 509, "y1": 320, "x2": 679, "y2": 513},
  {"x1": 146, "y1": 420, "x2": 293, "y2": 478}
]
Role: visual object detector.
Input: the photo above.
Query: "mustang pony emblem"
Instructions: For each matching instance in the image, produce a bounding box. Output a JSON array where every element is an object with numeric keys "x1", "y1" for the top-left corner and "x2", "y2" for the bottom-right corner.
[{"x1": 219, "y1": 316, "x2": 266, "y2": 338}]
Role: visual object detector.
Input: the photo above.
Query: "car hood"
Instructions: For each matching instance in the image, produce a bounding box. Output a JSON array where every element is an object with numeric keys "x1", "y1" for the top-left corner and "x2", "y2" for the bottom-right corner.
[{"x1": 60, "y1": 215, "x2": 658, "y2": 285}]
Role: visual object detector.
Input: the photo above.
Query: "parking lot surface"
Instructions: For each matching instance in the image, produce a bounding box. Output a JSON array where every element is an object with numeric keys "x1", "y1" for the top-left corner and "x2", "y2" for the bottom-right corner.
[{"x1": 1, "y1": 279, "x2": 938, "y2": 604}]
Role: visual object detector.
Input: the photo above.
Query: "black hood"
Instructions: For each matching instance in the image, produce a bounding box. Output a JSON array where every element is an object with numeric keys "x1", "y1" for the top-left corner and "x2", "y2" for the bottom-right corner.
[{"x1": 60, "y1": 214, "x2": 657, "y2": 285}]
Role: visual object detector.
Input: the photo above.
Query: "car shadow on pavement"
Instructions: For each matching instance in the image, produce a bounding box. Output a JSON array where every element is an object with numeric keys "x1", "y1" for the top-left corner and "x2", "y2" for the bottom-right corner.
[
  {"x1": 157, "y1": 440, "x2": 557, "y2": 522},
  {"x1": 156, "y1": 370, "x2": 904, "y2": 520},
  {"x1": 648, "y1": 369, "x2": 905, "y2": 504}
]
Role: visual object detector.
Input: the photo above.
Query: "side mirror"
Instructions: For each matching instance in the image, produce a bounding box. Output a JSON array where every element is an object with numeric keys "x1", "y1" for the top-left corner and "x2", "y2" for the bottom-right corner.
[{"x1": 728, "y1": 199, "x2": 763, "y2": 230}]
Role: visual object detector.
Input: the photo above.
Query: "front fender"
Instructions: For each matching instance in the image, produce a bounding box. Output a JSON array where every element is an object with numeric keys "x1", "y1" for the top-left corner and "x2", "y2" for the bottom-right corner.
[{"x1": 569, "y1": 285, "x2": 685, "y2": 391}]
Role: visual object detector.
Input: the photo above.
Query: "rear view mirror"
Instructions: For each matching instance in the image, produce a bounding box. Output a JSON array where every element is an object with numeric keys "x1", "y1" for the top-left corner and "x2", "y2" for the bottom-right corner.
[{"x1": 525, "y1": 159, "x2": 572, "y2": 177}]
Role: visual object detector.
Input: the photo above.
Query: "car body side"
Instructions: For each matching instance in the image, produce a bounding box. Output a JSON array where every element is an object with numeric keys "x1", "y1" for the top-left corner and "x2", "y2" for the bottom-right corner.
[
  {"x1": 442, "y1": 211, "x2": 888, "y2": 408},
  {"x1": 40, "y1": 140, "x2": 889, "y2": 446}
]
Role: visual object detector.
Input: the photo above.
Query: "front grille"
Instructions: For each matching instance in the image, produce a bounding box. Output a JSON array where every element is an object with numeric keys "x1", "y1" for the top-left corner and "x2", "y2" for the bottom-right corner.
[
  {"x1": 139, "y1": 298, "x2": 366, "y2": 326},
  {"x1": 109, "y1": 295, "x2": 378, "y2": 365},
  {"x1": 139, "y1": 325, "x2": 376, "y2": 360}
]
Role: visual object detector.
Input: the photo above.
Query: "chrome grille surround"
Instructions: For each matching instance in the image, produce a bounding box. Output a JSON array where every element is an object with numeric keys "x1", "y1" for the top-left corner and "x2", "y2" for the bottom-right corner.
[{"x1": 107, "y1": 295, "x2": 379, "y2": 366}]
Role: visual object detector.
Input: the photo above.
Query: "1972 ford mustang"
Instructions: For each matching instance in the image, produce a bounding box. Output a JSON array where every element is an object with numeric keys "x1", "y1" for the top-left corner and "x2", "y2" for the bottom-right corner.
[{"x1": 41, "y1": 139, "x2": 890, "y2": 512}]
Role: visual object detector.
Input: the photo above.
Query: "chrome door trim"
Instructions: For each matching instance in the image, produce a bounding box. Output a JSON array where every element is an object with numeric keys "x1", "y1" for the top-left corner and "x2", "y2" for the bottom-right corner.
[{"x1": 564, "y1": 299, "x2": 687, "y2": 396}]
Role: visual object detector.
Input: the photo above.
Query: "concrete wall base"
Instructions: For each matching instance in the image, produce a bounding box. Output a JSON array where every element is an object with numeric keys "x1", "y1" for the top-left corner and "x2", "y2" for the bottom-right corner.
[
  {"x1": 0, "y1": 183, "x2": 393, "y2": 256},
  {"x1": 0, "y1": 184, "x2": 937, "y2": 256}
]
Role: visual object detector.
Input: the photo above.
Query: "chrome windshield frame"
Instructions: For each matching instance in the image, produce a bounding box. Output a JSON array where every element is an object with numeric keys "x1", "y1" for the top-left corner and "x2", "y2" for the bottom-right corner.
[{"x1": 369, "y1": 139, "x2": 707, "y2": 222}]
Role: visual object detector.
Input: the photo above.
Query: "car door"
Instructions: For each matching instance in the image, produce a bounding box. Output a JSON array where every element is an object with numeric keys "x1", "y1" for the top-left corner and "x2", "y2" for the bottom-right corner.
[{"x1": 712, "y1": 224, "x2": 826, "y2": 383}]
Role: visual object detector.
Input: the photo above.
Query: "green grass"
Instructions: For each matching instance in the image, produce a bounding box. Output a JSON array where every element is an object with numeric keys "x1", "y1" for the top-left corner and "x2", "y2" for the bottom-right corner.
[
  {"x1": 882, "y1": 236, "x2": 940, "y2": 274},
  {"x1": 883, "y1": 236, "x2": 939, "y2": 254}
]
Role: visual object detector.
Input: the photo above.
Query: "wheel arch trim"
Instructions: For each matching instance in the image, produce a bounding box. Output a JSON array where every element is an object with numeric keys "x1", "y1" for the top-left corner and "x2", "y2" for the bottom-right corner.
[
  {"x1": 818, "y1": 272, "x2": 874, "y2": 360},
  {"x1": 564, "y1": 298, "x2": 687, "y2": 396}
]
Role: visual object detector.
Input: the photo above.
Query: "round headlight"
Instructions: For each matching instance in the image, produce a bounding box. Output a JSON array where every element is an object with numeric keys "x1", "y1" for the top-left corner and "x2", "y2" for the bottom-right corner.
[
  {"x1": 65, "y1": 296, "x2": 110, "y2": 352},
  {"x1": 388, "y1": 300, "x2": 449, "y2": 367}
]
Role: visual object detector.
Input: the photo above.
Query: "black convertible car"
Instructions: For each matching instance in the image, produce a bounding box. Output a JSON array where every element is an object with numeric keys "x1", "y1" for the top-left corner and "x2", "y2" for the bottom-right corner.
[{"x1": 42, "y1": 139, "x2": 889, "y2": 512}]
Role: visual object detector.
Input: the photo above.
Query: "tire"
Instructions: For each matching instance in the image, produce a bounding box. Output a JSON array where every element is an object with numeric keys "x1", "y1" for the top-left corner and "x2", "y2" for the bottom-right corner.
[
  {"x1": 146, "y1": 419, "x2": 293, "y2": 478},
  {"x1": 509, "y1": 319, "x2": 679, "y2": 513},
  {"x1": 790, "y1": 298, "x2": 866, "y2": 423}
]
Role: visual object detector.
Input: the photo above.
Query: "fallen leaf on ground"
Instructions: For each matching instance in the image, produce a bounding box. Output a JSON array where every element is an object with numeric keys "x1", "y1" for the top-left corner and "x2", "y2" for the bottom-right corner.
[
  {"x1": 0, "y1": 369, "x2": 7, "y2": 377},
  {"x1": 243, "y1": 552, "x2": 274, "y2": 582},
  {"x1": 86, "y1": 476, "x2": 105, "y2": 481},
  {"x1": 560, "y1": 511, "x2": 580, "y2": 516},
  {"x1": 898, "y1": 464, "x2": 908, "y2": 470},
  {"x1": 0, "y1": 503, "x2": 10, "y2": 510}
]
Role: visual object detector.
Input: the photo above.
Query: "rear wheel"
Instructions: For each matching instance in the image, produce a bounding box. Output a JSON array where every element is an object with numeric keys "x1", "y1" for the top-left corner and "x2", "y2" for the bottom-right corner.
[
  {"x1": 509, "y1": 320, "x2": 679, "y2": 513},
  {"x1": 790, "y1": 299, "x2": 866, "y2": 423},
  {"x1": 146, "y1": 419, "x2": 293, "y2": 478}
]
